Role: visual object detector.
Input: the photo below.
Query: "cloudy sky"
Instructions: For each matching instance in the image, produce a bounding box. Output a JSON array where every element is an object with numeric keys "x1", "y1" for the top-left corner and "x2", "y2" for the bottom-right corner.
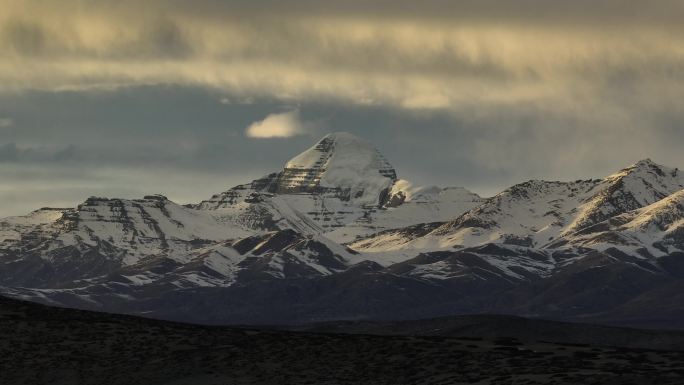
[{"x1": 1, "y1": 0, "x2": 684, "y2": 217}]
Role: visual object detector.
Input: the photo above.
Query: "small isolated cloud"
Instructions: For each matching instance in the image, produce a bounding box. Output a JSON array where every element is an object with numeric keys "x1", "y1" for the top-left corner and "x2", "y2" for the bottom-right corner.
[
  {"x1": 245, "y1": 110, "x2": 304, "y2": 138},
  {"x1": 0, "y1": 118, "x2": 14, "y2": 128}
]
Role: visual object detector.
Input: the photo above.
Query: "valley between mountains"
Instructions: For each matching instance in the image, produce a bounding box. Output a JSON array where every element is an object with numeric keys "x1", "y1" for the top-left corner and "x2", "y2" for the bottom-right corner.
[{"x1": 2, "y1": 132, "x2": 684, "y2": 328}]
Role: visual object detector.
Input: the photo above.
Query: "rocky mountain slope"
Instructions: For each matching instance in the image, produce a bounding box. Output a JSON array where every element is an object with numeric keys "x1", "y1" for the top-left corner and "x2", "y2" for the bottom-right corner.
[
  {"x1": 352, "y1": 159, "x2": 684, "y2": 253},
  {"x1": 2, "y1": 132, "x2": 684, "y2": 328},
  {"x1": 194, "y1": 132, "x2": 483, "y2": 242}
]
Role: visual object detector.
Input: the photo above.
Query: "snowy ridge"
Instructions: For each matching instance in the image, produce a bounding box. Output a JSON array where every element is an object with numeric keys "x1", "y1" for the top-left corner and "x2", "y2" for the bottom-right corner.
[
  {"x1": 108, "y1": 230, "x2": 359, "y2": 289},
  {"x1": 351, "y1": 179, "x2": 603, "y2": 252},
  {"x1": 352, "y1": 160, "x2": 684, "y2": 255},
  {"x1": 565, "y1": 159, "x2": 684, "y2": 234},
  {"x1": 0, "y1": 208, "x2": 67, "y2": 243},
  {"x1": 325, "y1": 184, "x2": 483, "y2": 243},
  {"x1": 0, "y1": 194, "x2": 250, "y2": 273},
  {"x1": 555, "y1": 188, "x2": 684, "y2": 256}
]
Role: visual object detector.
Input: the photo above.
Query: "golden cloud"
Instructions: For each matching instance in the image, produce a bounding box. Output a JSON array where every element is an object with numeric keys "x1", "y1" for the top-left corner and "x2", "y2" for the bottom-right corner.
[{"x1": 0, "y1": 0, "x2": 683, "y2": 111}]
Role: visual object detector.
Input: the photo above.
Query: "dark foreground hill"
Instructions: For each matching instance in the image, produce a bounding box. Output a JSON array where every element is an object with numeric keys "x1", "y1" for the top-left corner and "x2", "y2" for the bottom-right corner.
[
  {"x1": 289, "y1": 315, "x2": 684, "y2": 351},
  {"x1": 3, "y1": 296, "x2": 684, "y2": 385}
]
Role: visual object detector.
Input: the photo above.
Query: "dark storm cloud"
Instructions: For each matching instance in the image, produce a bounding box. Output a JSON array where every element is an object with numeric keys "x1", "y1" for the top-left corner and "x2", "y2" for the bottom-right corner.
[
  {"x1": 121, "y1": 19, "x2": 193, "y2": 59},
  {"x1": 109, "y1": 0, "x2": 684, "y2": 25},
  {"x1": 1, "y1": 0, "x2": 683, "y2": 106}
]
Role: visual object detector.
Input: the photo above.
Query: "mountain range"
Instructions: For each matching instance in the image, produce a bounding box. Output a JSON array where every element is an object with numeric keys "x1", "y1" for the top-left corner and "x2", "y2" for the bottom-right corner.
[{"x1": 2, "y1": 132, "x2": 684, "y2": 328}]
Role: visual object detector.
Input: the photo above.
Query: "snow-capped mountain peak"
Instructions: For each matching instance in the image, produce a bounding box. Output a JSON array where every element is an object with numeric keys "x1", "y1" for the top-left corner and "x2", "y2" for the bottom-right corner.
[
  {"x1": 284, "y1": 132, "x2": 392, "y2": 170},
  {"x1": 192, "y1": 133, "x2": 480, "y2": 242},
  {"x1": 565, "y1": 158, "x2": 684, "y2": 234},
  {"x1": 605, "y1": 158, "x2": 679, "y2": 185},
  {"x1": 279, "y1": 131, "x2": 397, "y2": 205}
]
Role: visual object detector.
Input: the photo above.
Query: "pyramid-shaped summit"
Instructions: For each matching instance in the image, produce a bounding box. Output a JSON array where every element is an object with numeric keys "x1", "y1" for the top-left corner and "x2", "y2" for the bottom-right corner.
[{"x1": 276, "y1": 132, "x2": 397, "y2": 204}]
